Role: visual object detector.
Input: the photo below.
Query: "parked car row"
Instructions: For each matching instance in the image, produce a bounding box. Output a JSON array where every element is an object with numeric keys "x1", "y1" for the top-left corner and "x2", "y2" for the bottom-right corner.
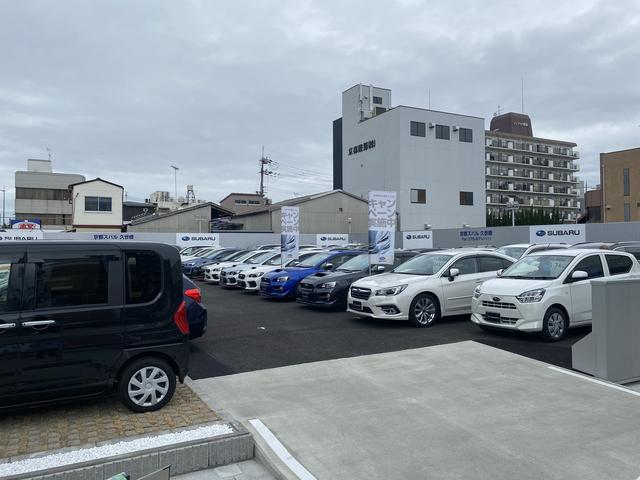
[{"x1": 193, "y1": 241, "x2": 640, "y2": 343}]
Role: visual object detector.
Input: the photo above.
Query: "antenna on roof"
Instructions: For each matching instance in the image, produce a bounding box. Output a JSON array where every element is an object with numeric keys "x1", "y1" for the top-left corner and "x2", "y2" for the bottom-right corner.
[
  {"x1": 494, "y1": 105, "x2": 502, "y2": 117},
  {"x1": 46, "y1": 147, "x2": 52, "y2": 161}
]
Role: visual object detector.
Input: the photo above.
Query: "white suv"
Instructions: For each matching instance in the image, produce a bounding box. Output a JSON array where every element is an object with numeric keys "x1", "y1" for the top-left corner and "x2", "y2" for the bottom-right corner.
[
  {"x1": 471, "y1": 249, "x2": 640, "y2": 341},
  {"x1": 347, "y1": 250, "x2": 514, "y2": 327}
]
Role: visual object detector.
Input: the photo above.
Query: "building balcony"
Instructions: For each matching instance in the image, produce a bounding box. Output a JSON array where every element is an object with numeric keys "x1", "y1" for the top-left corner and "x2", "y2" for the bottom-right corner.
[
  {"x1": 486, "y1": 140, "x2": 580, "y2": 159},
  {"x1": 486, "y1": 184, "x2": 579, "y2": 196},
  {"x1": 486, "y1": 155, "x2": 577, "y2": 171}
]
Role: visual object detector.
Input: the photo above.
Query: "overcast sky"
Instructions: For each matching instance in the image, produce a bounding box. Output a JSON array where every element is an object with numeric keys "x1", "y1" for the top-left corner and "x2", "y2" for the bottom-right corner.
[{"x1": 1, "y1": 0, "x2": 639, "y2": 217}]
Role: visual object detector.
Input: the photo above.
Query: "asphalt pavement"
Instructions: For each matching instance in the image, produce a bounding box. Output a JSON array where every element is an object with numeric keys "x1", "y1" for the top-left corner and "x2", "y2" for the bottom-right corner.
[{"x1": 189, "y1": 281, "x2": 589, "y2": 380}]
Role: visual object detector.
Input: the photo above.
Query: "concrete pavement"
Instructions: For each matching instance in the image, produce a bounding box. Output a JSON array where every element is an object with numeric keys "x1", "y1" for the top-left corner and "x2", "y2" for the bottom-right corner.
[
  {"x1": 192, "y1": 341, "x2": 640, "y2": 480},
  {"x1": 174, "y1": 460, "x2": 275, "y2": 479}
]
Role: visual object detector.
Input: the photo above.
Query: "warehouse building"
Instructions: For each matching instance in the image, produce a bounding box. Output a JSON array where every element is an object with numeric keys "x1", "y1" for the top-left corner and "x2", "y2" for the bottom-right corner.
[
  {"x1": 231, "y1": 189, "x2": 368, "y2": 233},
  {"x1": 334, "y1": 84, "x2": 486, "y2": 230},
  {"x1": 127, "y1": 202, "x2": 233, "y2": 232}
]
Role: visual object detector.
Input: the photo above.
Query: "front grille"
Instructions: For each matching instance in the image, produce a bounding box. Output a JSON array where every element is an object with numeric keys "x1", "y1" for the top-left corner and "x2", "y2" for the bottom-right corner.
[
  {"x1": 350, "y1": 287, "x2": 371, "y2": 300},
  {"x1": 483, "y1": 312, "x2": 518, "y2": 325},
  {"x1": 299, "y1": 282, "x2": 313, "y2": 292},
  {"x1": 239, "y1": 273, "x2": 246, "y2": 279},
  {"x1": 482, "y1": 300, "x2": 516, "y2": 310}
]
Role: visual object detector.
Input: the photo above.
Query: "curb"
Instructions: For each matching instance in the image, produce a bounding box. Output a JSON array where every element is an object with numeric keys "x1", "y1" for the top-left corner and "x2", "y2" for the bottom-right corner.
[{"x1": 2, "y1": 422, "x2": 254, "y2": 480}]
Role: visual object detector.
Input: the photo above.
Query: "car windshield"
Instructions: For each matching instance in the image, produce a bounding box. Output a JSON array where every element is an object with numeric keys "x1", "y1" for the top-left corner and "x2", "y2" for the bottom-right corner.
[
  {"x1": 194, "y1": 248, "x2": 216, "y2": 257},
  {"x1": 264, "y1": 254, "x2": 283, "y2": 266},
  {"x1": 337, "y1": 254, "x2": 369, "y2": 272},
  {"x1": 393, "y1": 254, "x2": 454, "y2": 275},
  {"x1": 204, "y1": 249, "x2": 228, "y2": 259},
  {"x1": 501, "y1": 255, "x2": 574, "y2": 280},
  {"x1": 496, "y1": 247, "x2": 528, "y2": 259},
  {"x1": 246, "y1": 251, "x2": 278, "y2": 264},
  {"x1": 285, "y1": 252, "x2": 318, "y2": 267},
  {"x1": 224, "y1": 250, "x2": 250, "y2": 261},
  {"x1": 217, "y1": 250, "x2": 240, "y2": 261},
  {"x1": 297, "y1": 252, "x2": 332, "y2": 268}
]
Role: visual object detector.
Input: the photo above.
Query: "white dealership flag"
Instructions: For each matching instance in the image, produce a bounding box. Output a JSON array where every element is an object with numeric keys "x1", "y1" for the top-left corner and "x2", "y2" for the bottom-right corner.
[
  {"x1": 403, "y1": 230, "x2": 433, "y2": 249},
  {"x1": 281, "y1": 206, "x2": 300, "y2": 261},
  {"x1": 316, "y1": 234, "x2": 349, "y2": 248},
  {"x1": 368, "y1": 191, "x2": 396, "y2": 264},
  {"x1": 529, "y1": 225, "x2": 585, "y2": 244}
]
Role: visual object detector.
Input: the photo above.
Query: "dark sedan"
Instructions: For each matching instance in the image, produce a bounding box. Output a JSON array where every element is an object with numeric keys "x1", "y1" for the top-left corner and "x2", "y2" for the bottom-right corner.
[{"x1": 296, "y1": 250, "x2": 418, "y2": 309}]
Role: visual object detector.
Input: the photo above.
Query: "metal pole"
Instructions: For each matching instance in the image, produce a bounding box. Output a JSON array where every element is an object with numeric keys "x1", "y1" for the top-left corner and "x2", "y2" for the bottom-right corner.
[
  {"x1": 512, "y1": 208, "x2": 515, "y2": 227},
  {"x1": 1, "y1": 186, "x2": 5, "y2": 228}
]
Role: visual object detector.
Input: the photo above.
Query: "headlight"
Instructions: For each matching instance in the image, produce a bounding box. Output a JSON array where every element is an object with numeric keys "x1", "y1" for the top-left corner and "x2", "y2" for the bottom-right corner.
[
  {"x1": 473, "y1": 286, "x2": 481, "y2": 299},
  {"x1": 516, "y1": 288, "x2": 546, "y2": 303},
  {"x1": 374, "y1": 284, "x2": 407, "y2": 296},
  {"x1": 249, "y1": 272, "x2": 264, "y2": 278},
  {"x1": 276, "y1": 276, "x2": 289, "y2": 282},
  {"x1": 319, "y1": 281, "x2": 336, "y2": 289}
]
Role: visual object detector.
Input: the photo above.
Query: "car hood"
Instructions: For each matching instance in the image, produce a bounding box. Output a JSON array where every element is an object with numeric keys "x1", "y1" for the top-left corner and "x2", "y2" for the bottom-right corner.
[
  {"x1": 302, "y1": 270, "x2": 365, "y2": 285},
  {"x1": 478, "y1": 278, "x2": 552, "y2": 295},
  {"x1": 210, "y1": 261, "x2": 242, "y2": 270},
  {"x1": 352, "y1": 272, "x2": 435, "y2": 289},
  {"x1": 264, "y1": 266, "x2": 317, "y2": 280},
  {"x1": 224, "y1": 263, "x2": 262, "y2": 273}
]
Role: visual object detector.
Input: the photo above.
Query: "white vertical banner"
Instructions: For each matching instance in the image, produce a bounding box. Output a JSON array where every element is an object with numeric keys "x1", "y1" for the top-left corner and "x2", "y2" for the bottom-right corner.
[
  {"x1": 281, "y1": 206, "x2": 300, "y2": 261},
  {"x1": 368, "y1": 191, "x2": 396, "y2": 264}
]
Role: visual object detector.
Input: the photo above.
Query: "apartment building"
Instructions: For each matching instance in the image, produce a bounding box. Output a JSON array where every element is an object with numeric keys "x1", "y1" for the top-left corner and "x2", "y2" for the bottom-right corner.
[
  {"x1": 600, "y1": 147, "x2": 640, "y2": 222},
  {"x1": 14, "y1": 159, "x2": 85, "y2": 229},
  {"x1": 485, "y1": 112, "x2": 581, "y2": 222}
]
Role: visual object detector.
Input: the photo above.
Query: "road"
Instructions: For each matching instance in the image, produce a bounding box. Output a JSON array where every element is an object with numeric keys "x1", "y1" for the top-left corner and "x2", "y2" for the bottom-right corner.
[{"x1": 189, "y1": 280, "x2": 589, "y2": 380}]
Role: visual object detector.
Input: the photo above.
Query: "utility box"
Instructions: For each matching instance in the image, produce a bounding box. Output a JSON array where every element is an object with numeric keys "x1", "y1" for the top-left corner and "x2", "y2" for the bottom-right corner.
[{"x1": 572, "y1": 277, "x2": 640, "y2": 383}]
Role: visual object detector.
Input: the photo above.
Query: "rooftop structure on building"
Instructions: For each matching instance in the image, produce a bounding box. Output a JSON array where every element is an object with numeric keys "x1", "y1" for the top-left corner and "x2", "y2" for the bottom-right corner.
[
  {"x1": 334, "y1": 83, "x2": 486, "y2": 230},
  {"x1": 485, "y1": 112, "x2": 581, "y2": 222},
  {"x1": 220, "y1": 192, "x2": 271, "y2": 215},
  {"x1": 127, "y1": 201, "x2": 234, "y2": 233},
  {"x1": 14, "y1": 159, "x2": 85, "y2": 230}
]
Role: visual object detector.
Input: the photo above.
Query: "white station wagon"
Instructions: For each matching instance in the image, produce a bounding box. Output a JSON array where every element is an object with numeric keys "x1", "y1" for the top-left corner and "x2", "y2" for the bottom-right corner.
[
  {"x1": 347, "y1": 250, "x2": 514, "y2": 327},
  {"x1": 471, "y1": 249, "x2": 640, "y2": 341}
]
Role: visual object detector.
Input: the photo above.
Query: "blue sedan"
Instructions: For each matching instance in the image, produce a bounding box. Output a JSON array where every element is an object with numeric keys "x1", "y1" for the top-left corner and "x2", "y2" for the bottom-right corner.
[{"x1": 259, "y1": 250, "x2": 362, "y2": 298}]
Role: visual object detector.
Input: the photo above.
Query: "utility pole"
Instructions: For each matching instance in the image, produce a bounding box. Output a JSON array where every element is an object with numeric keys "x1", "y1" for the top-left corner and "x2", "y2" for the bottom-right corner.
[
  {"x1": 258, "y1": 146, "x2": 276, "y2": 196},
  {"x1": 170, "y1": 165, "x2": 179, "y2": 203},
  {"x1": 0, "y1": 186, "x2": 5, "y2": 228}
]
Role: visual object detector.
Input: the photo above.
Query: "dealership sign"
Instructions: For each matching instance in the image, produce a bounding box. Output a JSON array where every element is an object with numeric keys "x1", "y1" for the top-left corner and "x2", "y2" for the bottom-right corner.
[
  {"x1": 529, "y1": 225, "x2": 585, "y2": 244},
  {"x1": 459, "y1": 229, "x2": 493, "y2": 242},
  {"x1": 11, "y1": 219, "x2": 41, "y2": 230},
  {"x1": 91, "y1": 233, "x2": 138, "y2": 241},
  {"x1": 316, "y1": 234, "x2": 349, "y2": 248},
  {"x1": 281, "y1": 206, "x2": 300, "y2": 261},
  {"x1": 175, "y1": 233, "x2": 219, "y2": 248},
  {"x1": 368, "y1": 190, "x2": 396, "y2": 264},
  {"x1": 0, "y1": 230, "x2": 43, "y2": 242},
  {"x1": 403, "y1": 231, "x2": 433, "y2": 249}
]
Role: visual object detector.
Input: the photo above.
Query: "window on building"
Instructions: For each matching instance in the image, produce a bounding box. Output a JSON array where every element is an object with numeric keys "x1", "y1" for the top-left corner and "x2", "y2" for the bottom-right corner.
[
  {"x1": 624, "y1": 203, "x2": 631, "y2": 222},
  {"x1": 15, "y1": 187, "x2": 69, "y2": 201},
  {"x1": 410, "y1": 189, "x2": 426, "y2": 204},
  {"x1": 247, "y1": 200, "x2": 261, "y2": 205},
  {"x1": 459, "y1": 127, "x2": 473, "y2": 143},
  {"x1": 410, "y1": 121, "x2": 426, "y2": 137},
  {"x1": 436, "y1": 124, "x2": 450, "y2": 140},
  {"x1": 125, "y1": 251, "x2": 162, "y2": 304},
  {"x1": 85, "y1": 196, "x2": 112, "y2": 212},
  {"x1": 459, "y1": 191, "x2": 474, "y2": 205},
  {"x1": 35, "y1": 257, "x2": 109, "y2": 308},
  {"x1": 234, "y1": 199, "x2": 248, "y2": 205},
  {"x1": 623, "y1": 168, "x2": 630, "y2": 196},
  {"x1": 373, "y1": 96, "x2": 383, "y2": 105}
]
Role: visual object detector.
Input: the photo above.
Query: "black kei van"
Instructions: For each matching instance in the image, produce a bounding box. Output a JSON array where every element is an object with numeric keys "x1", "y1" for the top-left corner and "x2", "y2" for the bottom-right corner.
[{"x1": 0, "y1": 242, "x2": 189, "y2": 413}]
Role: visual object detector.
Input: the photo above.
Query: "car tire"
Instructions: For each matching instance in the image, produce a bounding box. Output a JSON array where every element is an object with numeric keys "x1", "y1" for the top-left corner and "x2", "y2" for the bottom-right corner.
[
  {"x1": 541, "y1": 307, "x2": 568, "y2": 342},
  {"x1": 409, "y1": 293, "x2": 440, "y2": 327},
  {"x1": 118, "y1": 357, "x2": 176, "y2": 413}
]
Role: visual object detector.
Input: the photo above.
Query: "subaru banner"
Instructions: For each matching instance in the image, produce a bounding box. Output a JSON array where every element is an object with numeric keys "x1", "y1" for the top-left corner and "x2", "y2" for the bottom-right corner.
[
  {"x1": 281, "y1": 206, "x2": 300, "y2": 261},
  {"x1": 368, "y1": 190, "x2": 396, "y2": 264},
  {"x1": 175, "y1": 233, "x2": 219, "y2": 248},
  {"x1": 529, "y1": 225, "x2": 585, "y2": 244},
  {"x1": 11, "y1": 219, "x2": 41, "y2": 230},
  {"x1": 316, "y1": 234, "x2": 349, "y2": 248},
  {"x1": 0, "y1": 230, "x2": 43, "y2": 242},
  {"x1": 403, "y1": 230, "x2": 433, "y2": 249}
]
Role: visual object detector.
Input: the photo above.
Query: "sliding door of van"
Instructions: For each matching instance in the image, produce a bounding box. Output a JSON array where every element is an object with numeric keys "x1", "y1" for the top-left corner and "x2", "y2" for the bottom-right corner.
[
  {"x1": 0, "y1": 246, "x2": 25, "y2": 405},
  {"x1": 17, "y1": 245, "x2": 123, "y2": 403}
]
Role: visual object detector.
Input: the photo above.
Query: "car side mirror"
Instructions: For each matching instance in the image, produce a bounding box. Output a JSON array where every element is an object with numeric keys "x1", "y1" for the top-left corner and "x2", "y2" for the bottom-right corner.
[
  {"x1": 375, "y1": 265, "x2": 386, "y2": 273},
  {"x1": 448, "y1": 267, "x2": 460, "y2": 281},
  {"x1": 324, "y1": 263, "x2": 334, "y2": 271},
  {"x1": 497, "y1": 269, "x2": 503, "y2": 277},
  {"x1": 571, "y1": 270, "x2": 588, "y2": 281}
]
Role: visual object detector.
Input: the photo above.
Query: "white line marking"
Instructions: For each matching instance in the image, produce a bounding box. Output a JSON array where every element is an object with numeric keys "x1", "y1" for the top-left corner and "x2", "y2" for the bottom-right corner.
[
  {"x1": 249, "y1": 418, "x2": 317, "y2": 480},
  {"x1": 548, "y1": 366, "x2": 640, "y2": 397}
]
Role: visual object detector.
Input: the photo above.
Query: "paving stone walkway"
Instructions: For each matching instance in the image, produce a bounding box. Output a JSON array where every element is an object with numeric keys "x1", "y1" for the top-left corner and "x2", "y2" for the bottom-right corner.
[{"x1": 0, "y1": 384, "x2": 219, "y2": 459}]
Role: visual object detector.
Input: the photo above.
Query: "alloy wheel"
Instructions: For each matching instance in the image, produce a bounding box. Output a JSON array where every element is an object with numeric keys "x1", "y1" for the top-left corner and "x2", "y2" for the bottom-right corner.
[{"x1": 414, "y1": 297, "x2": 436, "y2": 325}]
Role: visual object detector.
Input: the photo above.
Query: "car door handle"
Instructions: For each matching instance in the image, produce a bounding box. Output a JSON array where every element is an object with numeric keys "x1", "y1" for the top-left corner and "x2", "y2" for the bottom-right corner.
[
  {"x1": 22, "y1": 320, "x2": 56, "y2": 328},
  {"x1": 0, "y1": 323, "x2": 17, "y2": 330}
]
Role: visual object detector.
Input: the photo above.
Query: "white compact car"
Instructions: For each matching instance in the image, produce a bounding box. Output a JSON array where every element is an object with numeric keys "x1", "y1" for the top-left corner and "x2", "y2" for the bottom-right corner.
[
  {"x1": 202, "y1": 250, "x2": 264, "y2": 284},
  {"x1": 237, "y1": 250, "x2": 324, "y2": 291},
  {"x1": 220, "y1": 250, "x2": 280, "y2": 287},
  {"x1": 495, "y1": 243, "x2": 569, "y2": 260},
  {"x1": 346, "y1": 250, "x2": 514, "y2": 327},
  {"x1": 471, "y1": 249, "x2": 640, "y2": 341}
]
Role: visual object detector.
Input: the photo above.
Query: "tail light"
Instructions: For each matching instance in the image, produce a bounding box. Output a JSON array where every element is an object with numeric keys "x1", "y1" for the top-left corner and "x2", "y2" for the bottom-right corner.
[
  {"x1": 184, "y1": 288, "x2": 202, "y2": 303},
  {"x1": 173, "y1": 300, "x2": 190, "y2": 335}
]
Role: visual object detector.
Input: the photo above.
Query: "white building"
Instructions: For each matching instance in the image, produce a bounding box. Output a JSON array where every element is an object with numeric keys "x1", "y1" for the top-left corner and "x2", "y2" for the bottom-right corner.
[
  {"x1": 14, "y1": 159, "x2": 85, "y2": 229},
  {"x1": 335, "y1": 84, "x2": 486, "y2": 230},
  {"x1": 70, "y1": 178, "x2": 124, "y2": 232}
]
